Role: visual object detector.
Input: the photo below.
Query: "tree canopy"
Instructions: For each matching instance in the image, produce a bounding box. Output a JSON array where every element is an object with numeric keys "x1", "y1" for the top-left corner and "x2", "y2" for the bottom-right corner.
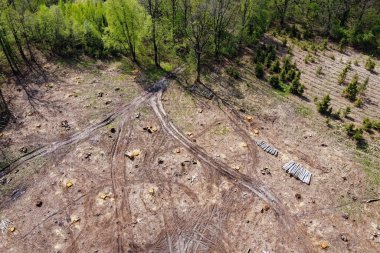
[{"x1": 0, "y1": 0, "x2": 379, "y2": 79}]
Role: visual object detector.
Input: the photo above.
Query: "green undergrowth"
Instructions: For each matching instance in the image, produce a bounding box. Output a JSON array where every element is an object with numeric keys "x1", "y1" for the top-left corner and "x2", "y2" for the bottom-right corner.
[
  {"x1": 296, "y1": 104, "x2": 312, "y2": 118},
  {"x1": 356, "y1": 152, "x2": 380, "y2": 186}
]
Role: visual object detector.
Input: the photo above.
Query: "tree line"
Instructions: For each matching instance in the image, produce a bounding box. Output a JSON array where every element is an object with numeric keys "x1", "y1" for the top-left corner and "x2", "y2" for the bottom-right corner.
[{"x1": 0, "y1": 0, "x2": 379, "y2": 81}]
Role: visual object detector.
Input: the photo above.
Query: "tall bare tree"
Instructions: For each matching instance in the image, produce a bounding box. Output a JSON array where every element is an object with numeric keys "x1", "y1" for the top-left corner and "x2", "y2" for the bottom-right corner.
[{"x1": 187, "y1": 0, "x2": 212, "y2": 82}]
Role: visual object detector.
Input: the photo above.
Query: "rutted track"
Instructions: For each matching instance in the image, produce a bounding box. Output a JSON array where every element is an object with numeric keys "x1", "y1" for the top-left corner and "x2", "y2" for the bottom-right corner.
[
  {"x1": 0, "y1": 78, "x2": 170, "y2": 178},
  {"x1": 1, "y1": 73, "x2": 318, "y2": 252},
  {"x1": 149, "y1": 88, "x2": 315, "y2": 252}
]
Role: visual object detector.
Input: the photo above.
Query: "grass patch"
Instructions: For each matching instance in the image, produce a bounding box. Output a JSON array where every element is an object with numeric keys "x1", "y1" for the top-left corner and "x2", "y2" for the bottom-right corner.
[
  {"x1": 273, "y1": 82, "x2": 290, "y2": 96},
  {"x1": 118, "y1": 58, "x2": 136, "y2": 74},
  {"x1": 296, "y1": 105, "x2": 312, "y2": 117},
  {"x1": 356, "y1": 152, "x2": 380, "y2": 186},
  {"x1": 160, "y1": 62, "x2": 174, "y2": 72},
  {"x1": 144, "y1": 67, "x2": 167, "y2": 82},
  {"x1": 213, "y1": 124, "x2": 230, "y2": 136},
  {"x1": 0, "y1": 160, "x2": 10, "y2": 172}
]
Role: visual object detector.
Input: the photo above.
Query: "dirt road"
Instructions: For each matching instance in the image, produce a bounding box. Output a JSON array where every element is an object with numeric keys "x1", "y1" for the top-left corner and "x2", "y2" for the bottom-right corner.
[{"x1": 1, "y1": 75, "x2": 317, "y2": 252}]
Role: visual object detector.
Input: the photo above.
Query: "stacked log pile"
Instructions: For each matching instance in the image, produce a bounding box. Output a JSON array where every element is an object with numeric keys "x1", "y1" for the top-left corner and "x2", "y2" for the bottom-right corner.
[
  {"x1": 256, "y1": 140, "x2": 278, "y2": 157},
  {"x1": 282, "y1": 160, "x2": 312, "y2": 184}
]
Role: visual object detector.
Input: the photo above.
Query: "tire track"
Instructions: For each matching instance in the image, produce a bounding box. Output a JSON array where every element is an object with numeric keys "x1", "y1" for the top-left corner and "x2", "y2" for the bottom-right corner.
[
  {"x1": 150, "y1": 89, "x2": 316, "y2": 253},
  {"x1": 1, "y1": 92, "x2": 149, "y2": 178}
]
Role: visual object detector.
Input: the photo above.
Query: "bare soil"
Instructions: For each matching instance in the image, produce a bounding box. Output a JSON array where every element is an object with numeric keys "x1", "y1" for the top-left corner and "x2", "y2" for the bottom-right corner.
[{"x1": 0, "y1": 46, "x2": 379, "y2": 253}]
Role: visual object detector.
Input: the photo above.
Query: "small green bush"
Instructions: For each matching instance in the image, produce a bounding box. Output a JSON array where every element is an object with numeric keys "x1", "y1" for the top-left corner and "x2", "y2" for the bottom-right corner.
[
  {"x1": 286, "y1": 68, "x2": 296, "y2": 82},
  {"x1": 338, "y1": 65, "x2": 350, "y2": 85},
  {"x1": 282, "y1": 37, "x2": 288, "y2": 47},
  {"x1": 269, "y1": 75, "x2": 281, "y2": 88},
  {"x1": 344, "y1": 124, "x2": 364, "y2": 142},
  {"x1": 304, "y1": 53, "x2": 316, "y2": 64},
  {"x1": 280, "y1": 68, "x2": 287, "y2": 82},
  {"x1": 372, "y1": 120, "x2": 380, "y2": 131},
  {"x1": 255, "y1": 63, "x2": 265, "y2": 79},
  {"x1": 270, "y1": 60, "x2": 281, "y2": 73},
  {"x1": 322, "y1": 39, "x2": 328, "y2": 50},
  {"x1": 226, "y1": 67, "x2": 240, "y2": 79},
  {"x1": 358, "y1": 77, "x2": 369, "y2": 93},
  {"x1": 345, "y1": 123, "x2": 356, "y2": 136},
  {"x1": 316, "y1": 66, "x2": 323, "y2": 76},
  {"x1": 289, "y1": 77, "x2": 304, "y2": 95},
  {"x1": 365, "y1": 58, "x2": 376, "y2": 72},
  {"x1": 363, "y1": 118, "x2": 372, "y2": 131},
  {"x1": 317, "y1": 94, "x2": 332, "y2": 116},
  {"x1": 353, "y1": 128, "x2": 364, "y2": 141},
  {"x1": 339, "y1": 38, "x2": 346, "y2": 52},
  {"x1": 304, "y1": 54, "x2": 310, "y2": 64},
  {"x1": 354, "y1": 97, "x2": 363, "y2": 107},
  {"x1": 283, "y1": 56, "x2": 292, "y2": 72},
  {"x1": 342, "y1": 106, "x2": 351, "y2": 118},
  {"x1": 342, "y1": 74, "x2": 359, "y2": 101}
]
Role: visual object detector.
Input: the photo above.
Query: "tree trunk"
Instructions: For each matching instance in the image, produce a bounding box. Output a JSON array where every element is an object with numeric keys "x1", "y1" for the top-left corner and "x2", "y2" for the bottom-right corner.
[
  {"x1": 239, "y1": 1, "x2": 248, "y2": 46},
  {"x1": 0, "y1": 28, "x2": 20, "y2": 75},
  {"x1": 171, "y1": 0, "x2": 176, "y2": 31},
  {"x1": 196, "y1": 52, "x2": 201, "y2": 83},
  {"x1": 152, "y1": 21, "x2": 159, "y2": 67},
  {"x1": 0, "y1": 88, "x2": 10, "y2": 130}
]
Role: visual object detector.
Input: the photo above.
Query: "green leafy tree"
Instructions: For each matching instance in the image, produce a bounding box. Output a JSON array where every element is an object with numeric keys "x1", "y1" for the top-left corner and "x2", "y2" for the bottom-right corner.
[
  {"x1": 104, "y1": 0, "x2": 148, "y2": 62},
  {"x1": 187, "y1": 0, "x2": 213, "y2": 82}
]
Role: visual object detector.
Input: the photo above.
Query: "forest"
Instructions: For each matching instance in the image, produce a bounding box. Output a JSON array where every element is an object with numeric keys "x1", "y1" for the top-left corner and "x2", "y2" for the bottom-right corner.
[
  {"x1": 0, "y1": 0, "x2": 379, "y2": 125},
  {"x1": 0, "y1": 0, "x2": 379, "y2": 79}
]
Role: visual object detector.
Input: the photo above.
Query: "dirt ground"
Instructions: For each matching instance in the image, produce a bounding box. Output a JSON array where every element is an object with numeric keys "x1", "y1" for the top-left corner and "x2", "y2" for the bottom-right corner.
[{"x1": 0, "y1": 45, "x2": 380, "y2": 253}]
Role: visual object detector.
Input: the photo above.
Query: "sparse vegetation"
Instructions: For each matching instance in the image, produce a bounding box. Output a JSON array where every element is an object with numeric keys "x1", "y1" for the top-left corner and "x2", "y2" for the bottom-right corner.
[
  {"x1": 362, "y1": 118, "x2": 380, "y2": 132},
  {"x1": 354, "y1": 97, "x2": 363, "y2": 107},
  {"x1": 296, "y1": 105, "x2": 312, "y2": 117},
  {"x1": 342, "y1": 106, "x2": 351, "y2": 118},
  {"x1": 281, "y1": 37, "x2": 288, "y2": 47},
  {"x1": 344, "y1": 123, "x2": 364, "y2": 142},
  {"x1": 317, "y1": 94, "x2": 332, "y2": 116},
  {"x1": 342, "y1": 74, "x2": 359, "y2": 101},
  {"x1": 358, "y1": 77, "x2": 369, "y2": 93},
  {"x1": 255, "y1": 63, "x2": 265, "y2": 79},
  {"x1": 365, "y1": 58, "x2": 376, "y2": 72},
  {"x1": 316, "y1": 66, "x2": 323, "y2": 76},
  {"x1": 253, "y1": 44, "x2": 278, "y2": 79},
  {"x1": 338, "y1": 64, "x2": 351, "y2": 85},
  {"x1": 339, "y1": 38, "x2": 346, "y2": 52},
  {"x1": 363, "y1": 118, "x2": 372, "y2": 131},
  {"x1": 1, "y1": 0, "x2": 380, "y2": 251},
  {"x1": 269, "y1": 74, "x2": 281, "y2": 89},
  {"x1": 289, "y1": 76, "x2": 304, "y2": 95},
  {"x1": 226, "y1": 67, "x2": 240, "y2": 79},
  {"x1": 270, "y1": 60, "x2": 281, "y2": 73},
  {"x1": 322, "y1": 39, "x2": 328, "y2": 50}
]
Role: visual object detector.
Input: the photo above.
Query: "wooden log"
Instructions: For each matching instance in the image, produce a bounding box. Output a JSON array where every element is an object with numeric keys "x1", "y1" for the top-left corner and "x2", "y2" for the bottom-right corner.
[
  {"x1": 304, "y1": 173, "x2": 312, "y2": 184},
  {"x1": 302, "y1": 171, "x2": 310, "y2": 182},
  {"x1": 300, "y1": 170, "x2": 308, "y2": 180},
  {"x1": 290, "y1": 164, "x2": 299, "y2": 174},
  {"x1": 296, "y1": 167, "x2": 304, "y2": 178},
  {"x1": 288, "y1": 163, "x2": 297, "y2": 173},
  {"x1": 283, "y1": 161, "x2": 293, "y2": 170},
  {"x1": 283, "y1": 161, "x2": 294, "y2": 170}
]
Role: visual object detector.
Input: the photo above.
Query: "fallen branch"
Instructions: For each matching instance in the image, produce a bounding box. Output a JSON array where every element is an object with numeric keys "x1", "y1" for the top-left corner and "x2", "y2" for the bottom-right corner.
[{"x1": 363, "y1": 198, "x2": 380, "y2": 204}]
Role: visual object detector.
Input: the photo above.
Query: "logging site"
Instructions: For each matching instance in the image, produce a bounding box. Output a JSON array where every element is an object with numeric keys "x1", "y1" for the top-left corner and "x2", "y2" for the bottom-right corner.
[{"x1": 0, "y1": 0, "x2": 380, "y2": 252}]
